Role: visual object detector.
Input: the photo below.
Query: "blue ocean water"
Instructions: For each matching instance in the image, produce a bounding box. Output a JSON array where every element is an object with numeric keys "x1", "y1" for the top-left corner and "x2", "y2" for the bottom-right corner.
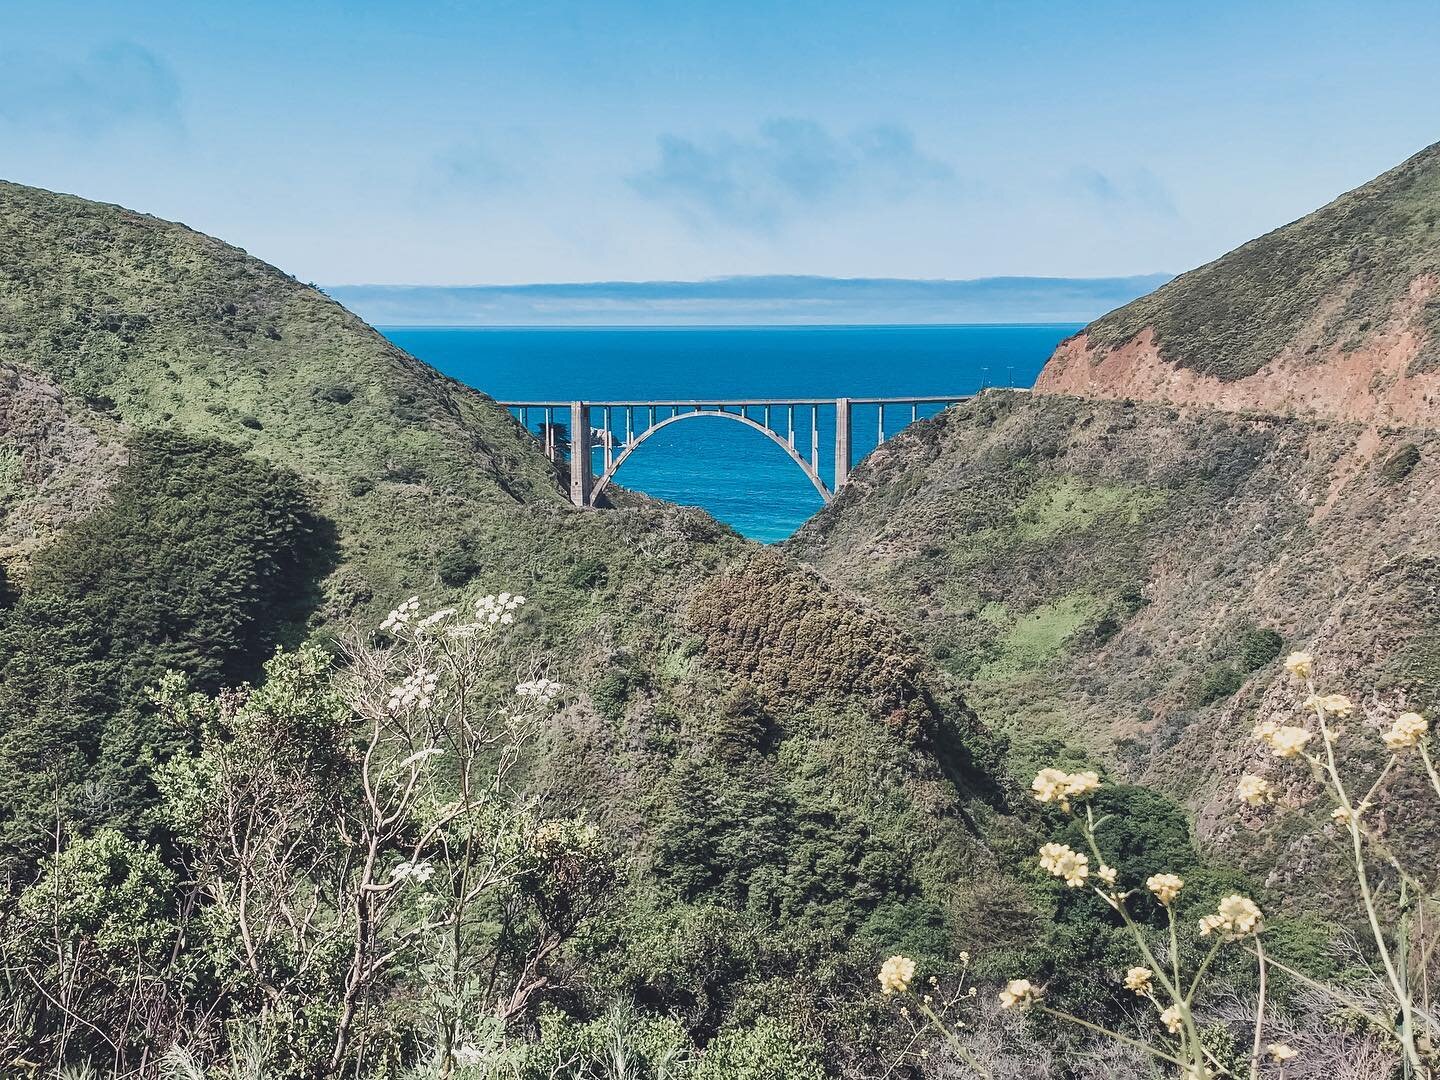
[{"x1": 383, "y1": 325, "x2": 1078, "y2": 542}]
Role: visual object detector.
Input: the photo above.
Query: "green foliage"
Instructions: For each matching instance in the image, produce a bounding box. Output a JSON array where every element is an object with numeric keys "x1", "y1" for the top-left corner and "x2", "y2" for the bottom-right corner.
[
  {"x1": 1382, "y1": 442, "x2": 1422, "y2": 483},
  {"x1": 692, "y1": 1018, "x2": 825, "y2": 1080},
  {"x1": 15, "y1": 828, "x2": 177, "y2": 964},
  {"x1": 0, "y1": 429, "x2": 336, "y2": 873},
  {"x1": 564, "y1": 556, "x2": 609, "y2": 591},
  {"x1": 1191, "y1": 626, "x2": 1284, "y2": 704}
]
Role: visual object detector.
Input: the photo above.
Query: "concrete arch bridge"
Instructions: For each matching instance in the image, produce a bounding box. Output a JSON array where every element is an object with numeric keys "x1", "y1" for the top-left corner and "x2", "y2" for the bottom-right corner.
[{"x1": 497, "y1": 396, "x2": 981, "y2": 507}]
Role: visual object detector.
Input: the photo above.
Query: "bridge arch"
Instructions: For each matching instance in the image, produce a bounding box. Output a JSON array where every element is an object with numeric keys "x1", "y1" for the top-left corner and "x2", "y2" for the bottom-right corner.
[{"x1": 590, "y1": 409, "x2": 831, "y2": 506}]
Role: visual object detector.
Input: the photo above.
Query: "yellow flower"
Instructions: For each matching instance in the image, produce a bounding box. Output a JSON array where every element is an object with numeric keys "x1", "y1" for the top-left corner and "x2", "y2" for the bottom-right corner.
[
  {"x1": 1123, "y1": 966, "x2": 1153, "y2": 995},
  {"x1": 1147, "y1": 872, "x2": 1184, "y2": 905},
  {"x1": 1039, "y1": 842, "x2": 1089, "y2": 887},
  {"x1": 1097, "y1": 864, "x2": 1117, "y2": 886},
  {"x1": 1236, "y1": 774, "x2": 1274, "y2": 806},
  {"x1": 997, "y1": 978, "x2": 1039, "y2": 1010},
  {"x1": 1030, "y1": 767, "x2": 1102, "y2": 810},
  {"x1": 1303, "y1": 693, "x2": 1354, "y2": 718},
  {"x1": 1198, "y1": 894, "x2": 1262, "y2": 939},
  {"x1": 1031, "y1": 768, "x2": 1072, "y2": 807},
  {"x1": 1255, "y1": 723, "x2": 1312, "y2": 758},
  {"x1": 1160, "y1": 1003, "x2": 1183, "y2": 1033},
  {"x1": 1284, "y1": 652, "x2": 1313, "y2": 680},
  {"x1": 1267, "y1": 1042, "x2": 1299, "y2": 1061},
  {"x1": 878, "y1": 955, "x2": 916, "y2": 995},
  {"x1": 1383, "y1": 711, "x2": 1427, "y2": 751},
  {"x1": 1065, "y1": 770, "x2": 1101, "y2": 800}
]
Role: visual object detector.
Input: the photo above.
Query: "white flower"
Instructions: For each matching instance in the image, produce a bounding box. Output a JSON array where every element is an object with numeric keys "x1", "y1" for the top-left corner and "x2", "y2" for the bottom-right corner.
[
  {"x1": 379, "y1": 596, "x2": 422, "y2": 632},
  {"x1": 387, "y1": 667, "x2": 439, "y2": 712},
  {"x1": 391, "y1": 859, "x2": 435, "y2": 884},
  {"x1": 998, "y1": 978, "x2": 1039, "y2": 1010},
  {"x1": 475, "y1": 591, "x2": 526, "y2": 627},
  {"x1": 416, "y1": 606, "x2": 457, "y2": 632}
]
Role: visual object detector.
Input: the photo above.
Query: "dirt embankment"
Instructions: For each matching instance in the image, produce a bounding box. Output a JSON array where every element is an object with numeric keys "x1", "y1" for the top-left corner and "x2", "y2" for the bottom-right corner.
[{"x1": 1038, "y1": 274, "x2": 1440, "y2": 429}]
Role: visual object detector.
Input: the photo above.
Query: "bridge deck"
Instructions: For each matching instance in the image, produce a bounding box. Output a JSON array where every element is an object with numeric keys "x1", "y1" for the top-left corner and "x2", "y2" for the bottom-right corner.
[{"x1": 496, "y1": 390, "x2": 1027, "y2": 507}]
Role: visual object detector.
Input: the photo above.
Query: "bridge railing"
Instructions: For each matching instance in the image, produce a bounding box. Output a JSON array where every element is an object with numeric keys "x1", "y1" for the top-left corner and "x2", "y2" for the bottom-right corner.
[{"x1": 496, "y1": 394, "x2": 1010, "y2": 507}]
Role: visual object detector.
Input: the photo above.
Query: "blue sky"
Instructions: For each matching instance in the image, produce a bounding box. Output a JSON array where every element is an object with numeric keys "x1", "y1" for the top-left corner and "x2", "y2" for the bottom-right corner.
[{"x1": 3, "y1": 0, "x2": 1439, "y2": 285}]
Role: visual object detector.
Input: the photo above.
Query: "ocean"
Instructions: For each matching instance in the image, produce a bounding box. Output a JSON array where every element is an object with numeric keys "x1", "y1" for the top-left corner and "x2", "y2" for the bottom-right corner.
[{"x1": 382, "y1": 325, "x2": 1078, "y2": 542}]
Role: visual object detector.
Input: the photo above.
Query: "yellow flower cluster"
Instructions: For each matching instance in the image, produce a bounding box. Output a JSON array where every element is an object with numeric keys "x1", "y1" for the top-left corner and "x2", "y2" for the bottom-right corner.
[
  {"x1": 1097, "y1": 864, "x2": 1117, "y2": 886},
  {"x1": 997, "y1": 978, "x2": 1039, "y2": 1010},
  {"x1": 1235, "y1": 774, "x2": 1274, "y2": 806},
  {"x1": 1197, "y1": 894, "x2": 1262, "y2": 939},
  {"x1": 1253, "y1": 720, "x2": 1312, "y2": 758},
  {"x1": 1146, "y1": 872, "x2": 1184, "y2": 906},
  {"x1": 1123, "y1": 966, "x2": 1153, "y2": 995},
  {"x1": 878, "y1": 954, "x2": 915, "y2": 995},
  {"x1": 1383, "y1": 711, "x2": 1427, "y2": 751},
  {"x1": 1160, "y1": 1004, "x2": 1183, "y2": 1034},
  {"x1": 1303, "y1": 693, "x2": 1354, "y2": 718},
  {"x1": 1030, "y1": 767, "x2": 1101, "y2": 811},
  {"x1": 1267, "y1": 1042, "x2": 1299, "y2": 1061},
  {"x1": 1038, "y1": 842, "x2": 1089, "y2": 887},
  {"x1": 1284, "y1": 651, "x2": 1313, "y2": 680}
]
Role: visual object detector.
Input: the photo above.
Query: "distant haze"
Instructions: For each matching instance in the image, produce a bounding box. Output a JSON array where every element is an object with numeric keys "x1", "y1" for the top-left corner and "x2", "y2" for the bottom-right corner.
[{"x1": 326, "y1": 274, "x2": 1171, "y2": 327}]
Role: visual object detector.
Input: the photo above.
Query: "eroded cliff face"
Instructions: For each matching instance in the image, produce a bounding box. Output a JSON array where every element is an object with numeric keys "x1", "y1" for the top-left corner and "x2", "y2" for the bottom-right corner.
[
  {"x1": 1039, "y1": 290, "x2": 1440, "y2": 426},
  {"x1": 1036, "y1": 141, "x2": 1440, "y2": 427}
]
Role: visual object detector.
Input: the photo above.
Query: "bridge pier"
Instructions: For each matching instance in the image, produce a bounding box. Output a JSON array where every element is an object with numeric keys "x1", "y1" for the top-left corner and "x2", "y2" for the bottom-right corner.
[
  {"x1": 834, "y1": 396, "x2": 852, "y2": 492},
  {"x1": 569, "y1": 401, "x2": 592, "y2": 507}
]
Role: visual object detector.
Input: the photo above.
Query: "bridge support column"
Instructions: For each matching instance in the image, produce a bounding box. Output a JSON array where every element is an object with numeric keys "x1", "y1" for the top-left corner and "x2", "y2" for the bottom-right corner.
[
  {"x1": 834, "y1": 397, "x2": 852, "y2": 492},
  {"x1": 569, "y1": 401, "x2": 593, "y2": 507}
]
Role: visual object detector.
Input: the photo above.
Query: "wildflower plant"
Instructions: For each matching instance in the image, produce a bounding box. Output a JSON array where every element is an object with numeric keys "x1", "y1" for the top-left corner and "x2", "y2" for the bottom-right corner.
[
  {"x1": 880, "y1": 652, "x2": 1440, "y2": 1077},
  {"x1": 146, "y1": 590, "x2": 607, "y2": 1076}
]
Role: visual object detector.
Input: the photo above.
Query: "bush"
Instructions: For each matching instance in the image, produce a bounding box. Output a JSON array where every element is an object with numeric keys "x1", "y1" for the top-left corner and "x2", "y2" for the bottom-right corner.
[{"x1": 0, "y1": 430, "x2": 337, "y2": 870}]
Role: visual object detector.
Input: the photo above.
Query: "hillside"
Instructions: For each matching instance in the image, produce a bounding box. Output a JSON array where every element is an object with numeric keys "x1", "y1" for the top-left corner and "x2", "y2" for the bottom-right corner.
[
  {"x1": 789, "y1": 390, "x2": 1440, "y2": 908},
  {"x1": 0, "y1": 181, "x2": 1059, "y2": 1074},
  {"x1": 1037, "y1": 141, "x2": 1440, "y2": 426}
]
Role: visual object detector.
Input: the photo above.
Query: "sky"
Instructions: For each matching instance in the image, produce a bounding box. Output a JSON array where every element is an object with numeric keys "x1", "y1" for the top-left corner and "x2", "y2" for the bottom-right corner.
[{"x1": 3, "y1": 0, "x2": 1440, "y2": 286}]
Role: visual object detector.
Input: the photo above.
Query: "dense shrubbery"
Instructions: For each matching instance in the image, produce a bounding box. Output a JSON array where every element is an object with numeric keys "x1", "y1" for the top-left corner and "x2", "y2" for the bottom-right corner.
[{"x1": 0, "y1": 430, "x2": 336, "y2": 878}]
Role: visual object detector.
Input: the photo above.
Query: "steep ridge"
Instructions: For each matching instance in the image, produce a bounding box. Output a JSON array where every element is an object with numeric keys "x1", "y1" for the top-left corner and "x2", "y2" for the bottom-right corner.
[
  {"x1": 0, "y1": 181, "x2": 1034, "y2": 1067},
  {"x1": 1037, "y1": 141, "x2": 1440, "y2": 426}
]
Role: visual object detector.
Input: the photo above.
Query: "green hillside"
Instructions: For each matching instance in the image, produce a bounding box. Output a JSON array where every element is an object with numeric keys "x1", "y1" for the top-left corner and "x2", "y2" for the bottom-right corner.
[
  {"x1": 0, "y1": 181, "x2": 1110, "y2": 1077},
  {"x1": 789, "y1": 390, "x2": 1440, "y2": 909}
]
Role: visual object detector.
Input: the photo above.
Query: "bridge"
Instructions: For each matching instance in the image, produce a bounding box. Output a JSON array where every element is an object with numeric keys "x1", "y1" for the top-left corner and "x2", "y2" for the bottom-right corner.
[{"x1": 497, "y1": 396, "x2": 979, "y2": 507}]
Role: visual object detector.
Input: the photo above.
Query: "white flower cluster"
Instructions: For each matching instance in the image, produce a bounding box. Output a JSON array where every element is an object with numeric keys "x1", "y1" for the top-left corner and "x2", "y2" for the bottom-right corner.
[
  {"x1": 416, "y1": 606, "x2": 457, "y2": 632},
  {"x1": 380, "y1": 596, "x2": 422, "y2": 632},
  {"x1": 391, "y1": 859, "x2": 434, "y2": 884},
  {"x1": 388, "y1": 667, "x2": 438, "y2": 712},
  {"x1": 476, "y1": 591, "x2": 526, "y2": 625},
  {"x1": 516, "y1": 677, "x2": 563, "y2": 704}
]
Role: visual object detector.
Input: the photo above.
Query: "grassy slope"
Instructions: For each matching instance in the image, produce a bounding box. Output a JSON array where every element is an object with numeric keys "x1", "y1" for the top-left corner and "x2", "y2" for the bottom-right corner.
[
  {"x1": 0, "y1": 180, "x2": 1035, "y2": 1059},
  {"x1": 1080, "y1": 141, "x2": 1440, "y2": 380},
  {"x1": 789, "y1": 390, "x2": 1440, "y2": 910}
]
